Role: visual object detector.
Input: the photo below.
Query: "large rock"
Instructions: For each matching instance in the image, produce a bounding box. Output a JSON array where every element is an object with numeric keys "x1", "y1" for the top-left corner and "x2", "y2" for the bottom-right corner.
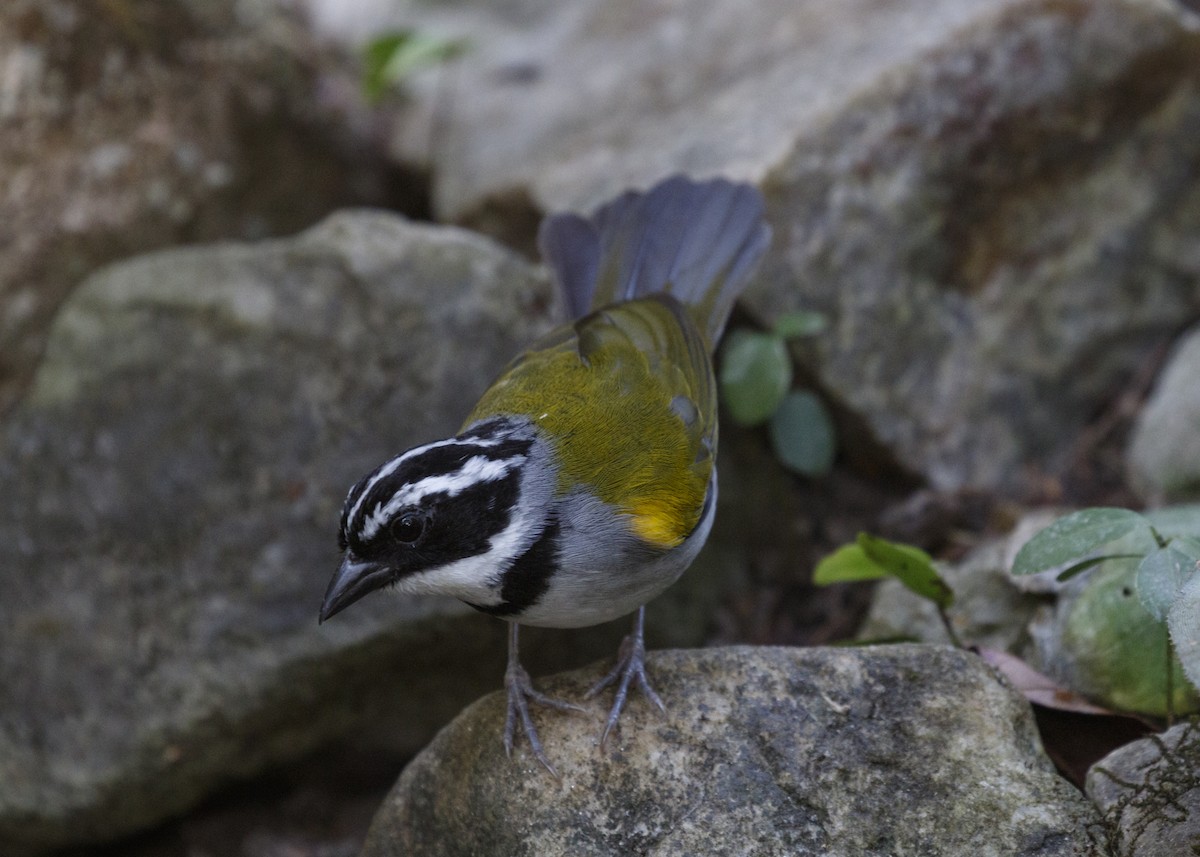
[
  {"x1": 755, "y1": 0, "x2": 1200, "y2": 491},
  {"x1": 0, "y1": 211, "x2": 546, "y2": 853},
  {"x1": 1127, "y1": 324, "x2": 1200, "y2": 502},
  {"x1": 0, "y1": 0, "x2": 401, "y2": 416},
  {"x1": 362, "y1": 645, "x2": 1105, "y2": 856},
  {"x1": 1087, "y1": 721, "x2": 1200, "y2": 857},
  {"x1": 0, "y1": 210, "x2": 747, "y2": 854},
  {"x1": 336, "y1": 0, "x2": 1200, "y2": 491}
]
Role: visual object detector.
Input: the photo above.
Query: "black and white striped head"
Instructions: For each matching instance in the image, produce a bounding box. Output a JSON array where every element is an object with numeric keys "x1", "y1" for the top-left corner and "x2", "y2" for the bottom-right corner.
[{"x1": 319, "y1": 418, "x2": 551, "y2": 622}]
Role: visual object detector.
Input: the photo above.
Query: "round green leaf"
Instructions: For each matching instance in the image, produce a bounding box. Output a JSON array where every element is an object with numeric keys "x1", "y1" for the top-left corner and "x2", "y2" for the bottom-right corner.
[
  {"x1": 773, "y1": 310, "x2": 828, "y2": 339},
  {"x1": 1063, "y1": 559, "x2": 1197, "y2": 715},
  {"x1": 718, "y1": 330, "x2": 791, "y2": 426},
  {"x1": 1011, "y1": 508, "x2": 1153, "y2": 576},
  {"x1": 1136, "y1": 546, "x2": 1199, "y2": 622},
  {"x1": 769, "y1": 390, "x2": 835, "y2": 476}
]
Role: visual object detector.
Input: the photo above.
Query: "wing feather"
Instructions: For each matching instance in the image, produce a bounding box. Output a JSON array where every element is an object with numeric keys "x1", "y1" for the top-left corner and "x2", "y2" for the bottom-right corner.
[{"x1": 466, "y1": 295, "x2": 713, "y2": 548}]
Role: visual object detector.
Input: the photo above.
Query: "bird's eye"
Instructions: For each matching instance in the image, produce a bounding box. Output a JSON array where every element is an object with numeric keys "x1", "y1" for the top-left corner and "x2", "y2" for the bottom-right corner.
[{"x1": 389, "y1": 511, "x2": 426, "y2": 545}]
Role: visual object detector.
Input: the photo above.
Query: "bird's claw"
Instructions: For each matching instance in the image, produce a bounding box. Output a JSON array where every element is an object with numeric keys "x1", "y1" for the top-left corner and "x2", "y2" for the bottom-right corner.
[
  {"x1": 586, "y1": 607, "x2": 665, "y2": 749},
  {"x1": 503, "y1": 654, "x2": 584, "y2": 778}
]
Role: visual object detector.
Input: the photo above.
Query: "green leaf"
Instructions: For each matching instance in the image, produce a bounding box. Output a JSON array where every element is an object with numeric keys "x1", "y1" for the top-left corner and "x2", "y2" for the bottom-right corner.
[
  {"x1": 718, "y1": 330, "x2": 791, "y2": 426},
  {"x1": 1011, "y1": 508, "x2": 1153, "y2": 576},
  {"x1": 1137, "y1": 546, "x2": 1200, "y2": 622},
  {"x1": 768, "y1": 390, "x2": 835, "y2": 476},
  {"x1": 773, "y1": 310, "x2": 828, "y2": 339},
  {"x1": 1168, "y1": 571, "x2": 1200, "y2": 694},
  {"x1": 1172, "y1": 535, "x2": 1200, "y2": 561},
  {"x1": 814, "y1": 535, "x2": 955, "y2": 610},
  {"x1": 363, "y1": 31, "x2": 413, "y2": 101},
  {"x1": 813, "y1": 544, "x2": 889, "y2": 585},
  {"x1": 1066, "y1": 559, "x2": 1198, "y2": 714},
  {"x1": 857, "y1": 533, "x2": 954, "y2": 609},
  {"x1": 362, "y1": 30, "x2": 467, "y2": 102},
  {"x1": 386, "y1": 32, "x2": 467, "y2": 77}
]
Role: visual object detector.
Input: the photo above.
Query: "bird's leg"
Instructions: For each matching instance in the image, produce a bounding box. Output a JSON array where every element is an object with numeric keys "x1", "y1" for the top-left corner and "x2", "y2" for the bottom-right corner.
[
  {"x1": 585, "y1": 606, "x2": 665, "y2": 749},
  {"x1": 503, "y1": 622, "x2": 584, "y2": 778}
]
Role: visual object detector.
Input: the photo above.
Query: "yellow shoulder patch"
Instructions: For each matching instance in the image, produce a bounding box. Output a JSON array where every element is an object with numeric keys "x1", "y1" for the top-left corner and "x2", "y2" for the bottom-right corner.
[{"x1": 627, "y1": 500, "x2": 689, "y2": 549}]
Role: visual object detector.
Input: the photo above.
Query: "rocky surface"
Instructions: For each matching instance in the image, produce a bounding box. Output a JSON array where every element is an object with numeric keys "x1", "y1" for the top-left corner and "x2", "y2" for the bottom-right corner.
[
  {"x1": 0, "y1": 0, "x2": 405, "y2": 417},
  {"x1": 1127, "y1": 323, "x2": 1200, "y2": 502},
  {"x1": 361, "y1": 645, "x2": 1106, "y2": 857},
  {"x1": 0, "y1": 210, "x2": 741, "y2": 854},
  {"x1": 332, "y1": 0, "x2": 1200, "y2": 492},
  {"x1": 1087, "y1": 720, "x2": 1200, "y2": 857}
]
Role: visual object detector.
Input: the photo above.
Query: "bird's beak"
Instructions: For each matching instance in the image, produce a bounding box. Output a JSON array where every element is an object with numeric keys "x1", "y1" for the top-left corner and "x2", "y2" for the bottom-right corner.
[{"x1": 319, "y1": 557, "x2": 392, "y2": 623}]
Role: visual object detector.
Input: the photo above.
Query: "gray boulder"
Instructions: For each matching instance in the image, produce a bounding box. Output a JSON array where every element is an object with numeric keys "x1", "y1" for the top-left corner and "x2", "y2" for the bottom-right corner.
[
  {"x1": 1127, "y1": 324, "x2": 1200, "y2": 502},
  {"x1": 0, "y1": 211, "x2": 550, "y2": 853},
  {"x1": 344, "y1": 0, "x2": 1200, "y2": 491},
  {"x1": 0, "y1": 210, "x2": 735, "y2": 854},
  {"x1": 757, "y1": 0, "x2": 1200, "y2": 491},
  {"x1": 362, "y1": 645, "x2": 1106, "y2": 857},
  {"x1": 1087, "y1": 721, "x2": 1200, "y2": 857},
  {"x1": 0, "y1": 0, "x2": 397, "y2": 416}
]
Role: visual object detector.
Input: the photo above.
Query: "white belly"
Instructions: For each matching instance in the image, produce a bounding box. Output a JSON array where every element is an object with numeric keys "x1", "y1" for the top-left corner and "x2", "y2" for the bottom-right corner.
[{"x1": 513, "y1": 475, "x2": 717, "y2": 628}]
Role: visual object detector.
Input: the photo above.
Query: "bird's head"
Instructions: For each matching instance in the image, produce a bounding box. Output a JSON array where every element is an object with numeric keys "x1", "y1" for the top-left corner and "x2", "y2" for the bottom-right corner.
[{"x1": 319, "y1": 417, "x2": 548, "y2": 622}]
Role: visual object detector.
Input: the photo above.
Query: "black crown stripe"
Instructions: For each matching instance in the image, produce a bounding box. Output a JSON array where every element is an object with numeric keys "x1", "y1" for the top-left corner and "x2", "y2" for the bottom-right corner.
[{"x1": 343, "y1": 434, "x2": 534, "y2": 544}]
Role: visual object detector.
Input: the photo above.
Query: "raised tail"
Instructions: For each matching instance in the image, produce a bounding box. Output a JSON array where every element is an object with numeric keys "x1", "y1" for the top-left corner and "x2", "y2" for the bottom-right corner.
[{"x1": 537, "y1": 175, "x2": 772, "y2": 348}]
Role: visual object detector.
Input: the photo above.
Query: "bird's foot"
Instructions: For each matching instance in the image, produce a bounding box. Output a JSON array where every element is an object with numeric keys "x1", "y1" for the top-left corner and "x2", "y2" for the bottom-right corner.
[
  {"x1": 503, "y1": 655, "x2": 585, "y2": 778},
  {"x1": 585, "y1": 607, "x2": 665, "y2": 749}
]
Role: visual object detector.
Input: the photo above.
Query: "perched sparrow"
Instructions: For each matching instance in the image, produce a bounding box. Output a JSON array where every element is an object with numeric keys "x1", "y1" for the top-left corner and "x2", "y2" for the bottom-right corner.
[{"x1": 320, "y1": 175, "x2": 771, "y2": 775}]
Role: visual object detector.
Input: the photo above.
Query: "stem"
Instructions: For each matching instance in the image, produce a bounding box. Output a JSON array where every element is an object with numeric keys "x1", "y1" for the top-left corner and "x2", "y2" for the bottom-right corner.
[
  {"x1": 937, "y1": 605, "x2": 965, "y2": 649},
  {"x1": 427, "y1": 54, "x2": 459, "y2": 170}
]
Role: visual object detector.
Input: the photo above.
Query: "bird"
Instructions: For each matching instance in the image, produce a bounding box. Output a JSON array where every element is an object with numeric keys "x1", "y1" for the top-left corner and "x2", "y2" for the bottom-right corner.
[{"x1": 319, "y1": 174, "x2": 771, "y2": 776}]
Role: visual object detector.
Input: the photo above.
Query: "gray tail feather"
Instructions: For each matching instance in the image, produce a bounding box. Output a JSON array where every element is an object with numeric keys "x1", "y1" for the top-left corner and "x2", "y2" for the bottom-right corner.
[{"x1": 537, "y1": 175, "x2": 772, "y2": 345}]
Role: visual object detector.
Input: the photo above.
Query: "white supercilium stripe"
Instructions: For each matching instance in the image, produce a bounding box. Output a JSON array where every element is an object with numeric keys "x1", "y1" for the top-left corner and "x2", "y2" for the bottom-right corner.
[
  {"x1": 345, "y1": 434, "x2": 507, "y2": 533},
  {"x1": 360, "y1": 453, "x2": 521, "y2": 540}
]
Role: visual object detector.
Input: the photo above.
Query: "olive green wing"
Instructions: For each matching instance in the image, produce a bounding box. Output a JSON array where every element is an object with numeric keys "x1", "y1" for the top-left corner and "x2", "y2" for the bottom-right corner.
[{"x1": 466, "y1": 294, "x2": 715, "y2": 549}]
